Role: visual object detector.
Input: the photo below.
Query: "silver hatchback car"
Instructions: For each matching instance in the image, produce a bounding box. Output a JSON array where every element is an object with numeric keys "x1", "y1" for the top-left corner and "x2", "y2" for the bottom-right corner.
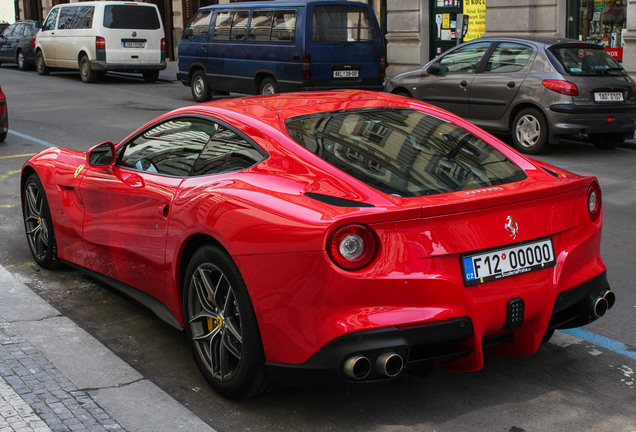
[{"x1": 385, "y1": 36, "x2": 636, "y2": 154}]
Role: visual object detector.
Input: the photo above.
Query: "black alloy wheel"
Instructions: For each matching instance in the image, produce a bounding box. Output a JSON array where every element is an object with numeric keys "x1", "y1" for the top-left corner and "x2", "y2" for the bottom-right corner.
[
  {"x1": 23, "y1": 174, "x2": 59, "y2": 269},
  {"x1": 183, "y1": 245, "x2": 271, "y2": 398}
]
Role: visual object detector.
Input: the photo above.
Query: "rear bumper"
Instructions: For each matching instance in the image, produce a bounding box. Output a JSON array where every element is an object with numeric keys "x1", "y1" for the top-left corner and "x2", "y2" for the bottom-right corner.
[
  {"x1": 266, "y1": 272, "x2": 612, "y2": 386},
  {"x1": 547, "y1": 103, "x2": 636, "y2": 140},
  {"x1": 90, "y1": 60, "x2": 166, "y2": 73}
]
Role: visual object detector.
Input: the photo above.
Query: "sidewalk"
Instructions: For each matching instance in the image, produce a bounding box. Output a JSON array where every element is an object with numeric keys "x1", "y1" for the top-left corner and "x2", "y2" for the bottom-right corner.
[{"x1": 0, "y1": 265, "x2": 215, "y2": 432}]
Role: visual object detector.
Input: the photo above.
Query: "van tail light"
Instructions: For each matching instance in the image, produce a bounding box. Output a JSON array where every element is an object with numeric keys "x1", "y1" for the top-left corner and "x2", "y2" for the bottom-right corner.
[
  {"x1": 328, "y1": 224, "x2": 378, "y2": 270},
  {"x1": 380, "y1": 55, "x2": 386, "y2": 79},
  {"x1": 96, "y1": 36, "x2": 106, "y2": 50},
  {"x1": 542, "y1": 79, "x2": 578, "y2": 96},
  {"x1": 161, "y1": 38, "x2": 166, "y2": 51},
  {"x1": 31, "y1": 37, "x2": 36, "y2": 48},
  {"x1": 587, "y1": 182, "x2": 602, "y2": 222},
  {"x1": 302, "y1": 54, "x2": 311, "y2": 81}
]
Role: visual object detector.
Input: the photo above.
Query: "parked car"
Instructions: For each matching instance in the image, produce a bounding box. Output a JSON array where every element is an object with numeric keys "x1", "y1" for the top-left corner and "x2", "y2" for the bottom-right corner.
[
  {"x1": 22, "y1": 90, "x2": 614, "y2": 398},
  {"x1": 35, "y1": 1, "x2": 166, "y2": 83},
  {"x1": 385, "y1": 36, "x2": 636, "y2": 154},
  {"x1": 0, "y1": 22, "x2": 9, "y2": 34},
  {"x1": 0, "y1": 20, "x2": 39, "y2": 71},
  {"x1": 0, "y1": 84, "x2": 7, "y2": 142},
  {"x1": 177, "y1": 0, "x2": 385, "y2": 102}
]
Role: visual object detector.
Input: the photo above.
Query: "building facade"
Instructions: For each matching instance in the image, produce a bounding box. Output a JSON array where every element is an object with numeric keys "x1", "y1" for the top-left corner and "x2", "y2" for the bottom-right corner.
[
  {"x1": 386, "y1": 0, "x2": 634, "y2": 76},
  {"x1": 12, "y1": 0, "x2": 635, "y2": 75}
]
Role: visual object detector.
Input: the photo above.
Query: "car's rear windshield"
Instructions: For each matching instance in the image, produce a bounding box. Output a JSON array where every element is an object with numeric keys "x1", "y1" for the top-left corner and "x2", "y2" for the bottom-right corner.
[
  {"x1": 103, "y1": 5, "x2": 160, "y2": 30},
  {"x1": 549, "y1": 45, "x2": 627, "y2": 76},
  {"x1": 286, "y1": 108, "x2": 526, "y2": 198},
  {"x1": 312, "y1": 5, "x2": 376, "y2": 43}
]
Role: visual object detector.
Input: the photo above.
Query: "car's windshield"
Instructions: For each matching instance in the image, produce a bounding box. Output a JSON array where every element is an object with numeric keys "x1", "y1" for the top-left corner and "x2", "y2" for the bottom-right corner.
[
  {"x1": 550, "y1": 45, "x2": 626, "y2": 76},
  {"x1": 286, "y1": 108, "x2": 526, "y2": 198}
]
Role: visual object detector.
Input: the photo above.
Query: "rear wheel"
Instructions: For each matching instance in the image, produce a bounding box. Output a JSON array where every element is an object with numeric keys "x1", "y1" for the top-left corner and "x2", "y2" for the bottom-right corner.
[
  {"x1": 17, "y1": 50, "x2": 28, "y2": 71},
  {"x1": 511, "y1": 107, "x2": 548, "y2": 154},
  {"x1": 588, "y1": 133, "x2": 623, "y2": 149},
  {"x1": 191, "y1": 69, "x2": 211, "y2": 102},
  {"x1": 259, "y1": 77, "x2": 278, "y2": 95},
  {"x1": 35, "y1": 50, "x2": 49, "y2": 76},
  {"x1": 23, "y1": 174, "x2": 59, "y2": 269},
  {"x1": 79, "y1": 55, "x2": 97, "y2": 83},
  {"x1": 183, "y1": 245, "x2": 271, "y2": 398}
]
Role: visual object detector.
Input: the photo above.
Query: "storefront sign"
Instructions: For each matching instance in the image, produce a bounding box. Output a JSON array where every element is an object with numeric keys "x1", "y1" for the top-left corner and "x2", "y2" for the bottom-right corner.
[
  {"x1": 605, "y1": 47, "x2": 623, "y2": 61},
  {"x1": 463, "y1": 0, "x2": 486, "y2": 41}
]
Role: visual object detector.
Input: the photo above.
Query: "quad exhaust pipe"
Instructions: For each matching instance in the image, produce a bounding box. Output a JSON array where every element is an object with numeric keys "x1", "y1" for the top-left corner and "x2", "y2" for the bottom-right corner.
[
  {"x1": 591, "y1": 289, "x2": 616, "y2": 319},
  {"x1": 343, "y1": 352, "x2": 404, "y2": 381}
]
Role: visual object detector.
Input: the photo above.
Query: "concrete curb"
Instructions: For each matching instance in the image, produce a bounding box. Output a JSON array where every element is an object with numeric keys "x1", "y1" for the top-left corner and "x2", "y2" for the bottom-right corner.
[{"x1": 0, "y1": 265, "x2": 215, "y2": 432}]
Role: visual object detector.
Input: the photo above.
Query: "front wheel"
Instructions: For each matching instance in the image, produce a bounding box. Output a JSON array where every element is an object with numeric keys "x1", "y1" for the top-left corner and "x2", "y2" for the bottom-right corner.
[
  {"x1": 23, "y1": 174, "x2": 59, "y2": 269},
  {"x1": 191, "y1": 70, "x2": 211, "y2": 102},
  {"x1": 79, "y1": 55, "x2": 97, "y2": 83},
  {"x1": 35, "y1": 51, "x2": 49, "y2": 76},
  {"x1": 511, "y1": 107, "x2": 548, "y2": 155},
  {"x1": 259, "y1": 77, "x2": 278, "y2": 95},
  {"x1": 183, "y1": 245, "x2": 271, "y2": 398},
  {"x1": 588, "y1": 133, "x2": 623, "y2": 149}
]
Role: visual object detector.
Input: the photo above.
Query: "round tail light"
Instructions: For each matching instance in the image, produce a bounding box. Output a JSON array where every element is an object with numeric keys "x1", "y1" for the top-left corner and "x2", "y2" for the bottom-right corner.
[
  {"x1": 328, "y1": 224, "x2": 377, "y2": 270},
  {"x1": 587, "y1": 182, "x2": 602, "y2": 222}
]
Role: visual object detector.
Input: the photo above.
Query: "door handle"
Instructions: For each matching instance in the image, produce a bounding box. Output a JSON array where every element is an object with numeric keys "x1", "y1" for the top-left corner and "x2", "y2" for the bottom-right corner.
[
  {"x1": 158, "y1": 204, "x2": 169, "y2": 217},
  {"x1": 460, "y1": 80, "x2": 468, "y2": 91},
  {"x1": 507, "y1": 81, "x2": 516, "y2": 88}
]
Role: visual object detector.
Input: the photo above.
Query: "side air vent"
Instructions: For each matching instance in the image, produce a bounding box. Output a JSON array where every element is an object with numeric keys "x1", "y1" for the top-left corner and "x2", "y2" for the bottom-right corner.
[{"x1": 304, "y1": 192, "x2": 375, "y2": 208}]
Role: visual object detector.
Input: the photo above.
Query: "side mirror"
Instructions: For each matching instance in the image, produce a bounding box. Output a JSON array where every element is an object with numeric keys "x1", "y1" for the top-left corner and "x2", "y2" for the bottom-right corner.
[
  {"x1": 427, "y1": 63, "x2": 442, "y2": 75},
  {"x1": 87, "y1": 141, "x2": 116, "y2": 167},
  {"x1": 183, "y1": 28, "x2": 193, "y2": 39}
]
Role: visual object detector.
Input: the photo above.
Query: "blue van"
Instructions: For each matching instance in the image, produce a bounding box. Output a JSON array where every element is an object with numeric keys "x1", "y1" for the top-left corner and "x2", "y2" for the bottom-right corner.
[{"x1": 177, "y1": 0, "x2": 385, "y2": 102}]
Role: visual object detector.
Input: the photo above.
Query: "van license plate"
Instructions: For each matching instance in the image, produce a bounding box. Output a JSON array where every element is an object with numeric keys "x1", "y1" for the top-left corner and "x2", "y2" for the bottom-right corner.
[
  {"x1": 594, "y1": 92, "x2": 623, "y2": 102},
  {"x1": 123, "y1": 41, "x2": 145, "y2": 48},
  {"x1": 333, "y1": 70, "x2": 359, "y2": 78},
  {"x1": 461, "y1": 238, "x2": 556, "y2": 286}
]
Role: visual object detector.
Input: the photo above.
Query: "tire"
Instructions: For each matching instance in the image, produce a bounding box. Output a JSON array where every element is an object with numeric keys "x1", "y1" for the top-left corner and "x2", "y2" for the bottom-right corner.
[
  {"x1": 79, "y1": 55, "x2": 97, "y2": 83},
  {"x1": 259, "y1": 77, "x2": 278, "y2": 95},
  {"x1": 0, "y1": 131, "x2": 6, "y2": 143},
  {"x1": 17, "y1": 50, "x2": 28, "y2": 71},
  {"x1": 35, "y1": 50, "x2": 49, "y2": 76},
  {"x1": 191, "y1": 70, "x2": 211, "y2": 102},
  {"x1": 183, "y1": 245, "x2": 271, "y2": 399},
  {"x1": 143, "y1": 70, "x2": 159, "y2": 83},
  {"x1": 588, "y1": 133, "x2": 623, "y2": 149},
  {"x1": 511, "y1": 107, "x2": 548, "y2": 155},
  {"x1": 23, "y1": 173, "x2": 59, "y2": 269}
]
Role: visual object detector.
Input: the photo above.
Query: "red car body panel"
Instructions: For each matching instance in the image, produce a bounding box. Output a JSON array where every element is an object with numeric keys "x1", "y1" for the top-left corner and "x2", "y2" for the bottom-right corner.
[{"x1": 21, "y1": 90, "x2": 610, "y2": 378}]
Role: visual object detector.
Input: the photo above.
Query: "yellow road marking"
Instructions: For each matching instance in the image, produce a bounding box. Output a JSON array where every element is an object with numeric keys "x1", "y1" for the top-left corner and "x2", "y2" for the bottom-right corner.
[
  {"x1": 0, "y1": 153, "x2": 36, "y2": 160},
  {"x1": 0, "y1": 204, "x2": 15, "y2": 208},
  {"x1": 4, "y1": 262, "x2": 37, "y2": 270},
  {"x1": 0, "y1": 169, "x2": 21, "y2": 181}
]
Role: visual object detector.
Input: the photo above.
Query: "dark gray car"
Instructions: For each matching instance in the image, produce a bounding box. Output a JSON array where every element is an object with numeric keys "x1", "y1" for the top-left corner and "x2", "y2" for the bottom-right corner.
[
  {"x1": 0, "y1": 20, "x2": 39, "y2": 71},
  {"x1": 385, "y1": 36, "x2": 636, "y2": 154}
]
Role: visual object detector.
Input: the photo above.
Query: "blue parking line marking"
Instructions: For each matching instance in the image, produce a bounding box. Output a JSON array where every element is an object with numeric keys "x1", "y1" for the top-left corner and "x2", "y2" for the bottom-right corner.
[
  {"x1": 561, "y1": 328, "x2": 636, "y2": 360},
  {"x1": 8, "y1": 130, "x2": 56, "y2": 148}
]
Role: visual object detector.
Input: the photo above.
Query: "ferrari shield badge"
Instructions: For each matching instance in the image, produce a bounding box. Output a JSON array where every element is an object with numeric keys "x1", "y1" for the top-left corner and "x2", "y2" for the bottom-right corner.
[{"x1": 74, "y1": 164, "x2": 85, "y2": 179}]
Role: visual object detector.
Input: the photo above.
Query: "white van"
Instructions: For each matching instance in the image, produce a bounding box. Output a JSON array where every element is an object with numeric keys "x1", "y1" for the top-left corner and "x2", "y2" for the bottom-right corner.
[{"x1": 35, "y1": 1, "x2": 166, "y2": 83}]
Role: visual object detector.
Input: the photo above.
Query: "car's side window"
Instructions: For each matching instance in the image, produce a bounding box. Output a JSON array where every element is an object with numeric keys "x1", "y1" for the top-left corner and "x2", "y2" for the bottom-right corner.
[
  {"x1": 188, "y1": 10, "x2": 212, "y2": 35},
  {"x1": 191, "y1": 125, "x2": 265, "y2": 176},
  {"x1": 438, "y1": 42, "x2": 491, "y2": 73},
  {"x1": 42, "y1": 8, "x2": 59, "y2": 31},
  {"x1": 484, "y1": 43, "x2": 533, "y2": 73},
  {"x1": 118, "y1": 118, "x2": 264, "y2": 177}
]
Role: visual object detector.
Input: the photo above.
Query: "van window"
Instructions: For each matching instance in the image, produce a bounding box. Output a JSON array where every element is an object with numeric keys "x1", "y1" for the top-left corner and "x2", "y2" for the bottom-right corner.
[
  {"x1": 214, "y1": 11, "x2": 249, "y2": 41},
  {"x1": 103, "y1": 5, "x2": 160, "y2": 30},
  {"x1": 249, "y1": 10, "x2": 296, "y2": 42},
  {"x1": 312, "y1": 5, "x2": 376, "y2": 43},
  {"x1": 189, "y1": 10, "x2": 212, "y2": 35},
  {"x1": 42, "y1": 8, "x2": 59, "y2": 31},
  {"x1": 58, "y1": 6, "x2": 94, "y2": 30}
]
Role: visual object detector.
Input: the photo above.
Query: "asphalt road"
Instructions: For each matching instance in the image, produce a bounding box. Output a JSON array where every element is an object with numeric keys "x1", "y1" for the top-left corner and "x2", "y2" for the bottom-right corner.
[{"x1": 0, "y1": 65, "x2": 634, "y2": 432}]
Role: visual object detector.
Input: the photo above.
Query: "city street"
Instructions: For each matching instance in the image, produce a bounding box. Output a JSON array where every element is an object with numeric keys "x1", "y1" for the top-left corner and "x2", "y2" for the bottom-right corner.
[{"x1": 0, "y1": 65, "x2": 635, "y2": 431}]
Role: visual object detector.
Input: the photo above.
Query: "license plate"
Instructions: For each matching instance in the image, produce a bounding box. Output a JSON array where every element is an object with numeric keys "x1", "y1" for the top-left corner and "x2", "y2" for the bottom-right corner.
[
  {"x1": 461, "y1": 238, "x2": 556, "y2": 286},
  {"x1": 594, "y1": 92, "x2": 624, "y2": 102},
  {"x1": 123, "y1": 41, "x2": 145, "y2": 48},
  {"x1": 333, "y1": 70, "x2": 359, "y2": 78}
]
